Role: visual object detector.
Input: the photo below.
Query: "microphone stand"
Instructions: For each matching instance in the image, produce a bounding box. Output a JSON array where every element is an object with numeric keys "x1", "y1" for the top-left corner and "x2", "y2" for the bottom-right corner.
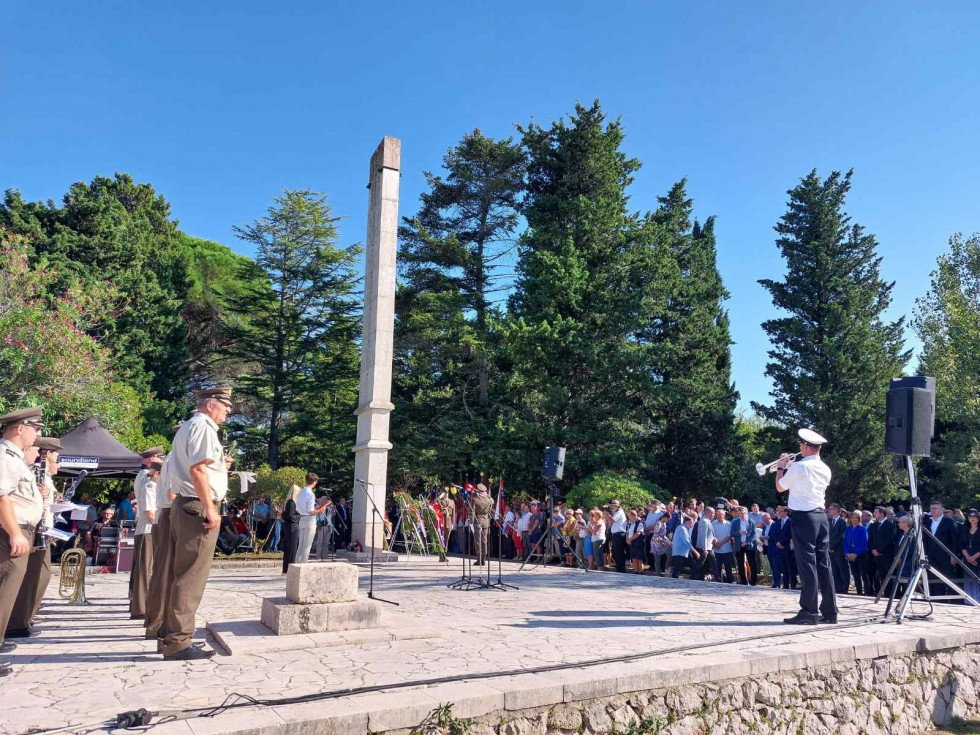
[
  {"x1": 353, "y1": 479, "x2": 398, "y2": 607},
  {"x1": 488, "y1": 513, "x2": 518, "y2": 591}
]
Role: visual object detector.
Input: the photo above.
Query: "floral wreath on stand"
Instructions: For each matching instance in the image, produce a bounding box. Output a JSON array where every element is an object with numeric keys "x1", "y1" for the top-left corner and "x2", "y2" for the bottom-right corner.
[{"x1": 349, "y1": 539, "x2": 363, "y2": 553}]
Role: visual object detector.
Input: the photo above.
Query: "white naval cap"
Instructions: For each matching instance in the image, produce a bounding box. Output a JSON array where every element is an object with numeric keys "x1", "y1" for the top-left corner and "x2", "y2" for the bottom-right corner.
[{"x1": 798, "y1": 428, "x2": 828, "y2": 446}]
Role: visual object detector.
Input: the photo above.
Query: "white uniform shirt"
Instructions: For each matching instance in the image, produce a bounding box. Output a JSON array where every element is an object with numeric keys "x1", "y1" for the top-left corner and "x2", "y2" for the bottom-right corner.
[
  {"x1": 609, "y1": 508, "x2": 628, "y2": 534},
  {"x1": 155, "y1": 455, "x2": 174, "y2": 511},
  {"x1": 297, "y1": 485, "x2": 317, "y2": 527},
  {"x1": 645, "y1": 510, "x2": 665, "y2": 532},
  {"x1": 43, "y1": 476, "x2": 56, "y2": 528},
  {"x1": 0, "y1": 439, "x2": 43, "y2": 527},
  {"x1": 170, "y1": 412, "x2": 228, "y2": 502},
  {"x1": 781, "y1": 455, "x2": 832, "y2": 511},
  {"x1": 135, "y1": 475, "x2": 157, "y2": 536}
]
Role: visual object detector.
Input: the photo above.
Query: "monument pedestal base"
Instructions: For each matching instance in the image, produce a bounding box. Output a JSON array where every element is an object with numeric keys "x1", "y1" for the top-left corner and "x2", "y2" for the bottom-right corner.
[{"x1": 261, "y1": 597, "x2": 382, "y2": 635}]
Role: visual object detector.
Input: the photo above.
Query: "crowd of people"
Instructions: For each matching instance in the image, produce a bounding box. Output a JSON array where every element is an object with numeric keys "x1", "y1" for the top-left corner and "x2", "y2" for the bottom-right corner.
[{"x1": 487, "y1": 495, "x2": 980, "y2": 602}]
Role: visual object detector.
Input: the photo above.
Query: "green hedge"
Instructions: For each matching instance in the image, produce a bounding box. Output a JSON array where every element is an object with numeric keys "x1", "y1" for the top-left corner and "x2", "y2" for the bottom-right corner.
[{"x1": 564, "y1": 471, "x2": 664, "y2": 511}]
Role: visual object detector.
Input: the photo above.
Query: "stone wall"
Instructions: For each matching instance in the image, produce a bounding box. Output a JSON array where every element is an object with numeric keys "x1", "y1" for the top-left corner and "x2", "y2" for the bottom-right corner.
[{"x1": 398, "y1": 645, "x2": 980, "y2": 735}]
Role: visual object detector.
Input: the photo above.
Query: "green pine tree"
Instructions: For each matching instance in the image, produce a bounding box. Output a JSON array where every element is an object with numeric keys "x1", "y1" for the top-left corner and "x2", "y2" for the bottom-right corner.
[
  {"x1": 224, "y1": 189, "x2": 361, "y2": 469},
  {"x1": 502, "y1": 101, "x2": 648, "y2": 486},
  {"x1": 644, "y1": 181, "x2": 741, "y2": 499},
  {"x1": 391, "y1": 130, "x2": 525, "y2": 486},
  {"x1": 914, "y1": 233, "x2": 980, "y2": 508},
  {"x1": 754, "y1": 170, "x2": 909, "y2": 506}
]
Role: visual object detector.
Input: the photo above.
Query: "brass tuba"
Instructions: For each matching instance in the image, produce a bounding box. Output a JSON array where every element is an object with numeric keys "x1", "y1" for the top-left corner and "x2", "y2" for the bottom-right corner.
[{"x1": 59, "y1": 548, "x2": 89, "y2": 605}]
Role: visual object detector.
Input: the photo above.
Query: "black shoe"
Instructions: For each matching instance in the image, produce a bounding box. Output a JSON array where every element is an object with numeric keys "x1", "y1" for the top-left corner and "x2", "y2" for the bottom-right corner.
[
  {"x1": 0, "y1": 662, "x2": 11, "y2": 678},
  {"x1": 163, "y1": 645, "x2": 215, "y2": 661},
  {"x1": 0, "y1": 642, "x2": 15, "y2": 654},
  {"x1": 783, "y1": 612, "x2": 818, "y2": 625},
  {"x1": 5, "y1": 628, "x2": 32, "y2": 639},
  {"x1": 818, "y1": 615, "x2": 839, "y2": 624},
  {"x1": 130, "y1": 614, "x2": 145, "y2": 621}
]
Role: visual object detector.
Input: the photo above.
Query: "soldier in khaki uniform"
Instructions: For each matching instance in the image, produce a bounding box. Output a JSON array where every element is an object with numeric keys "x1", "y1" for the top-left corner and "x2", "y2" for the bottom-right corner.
[
  {"x1": 0, "y1": 408, "x2": 45, "y2": 677},
  {"x1": 161, "y1": 388, "x2": 232, "y2": 660},
  {"x1": 472, "y1": 483, "x2": 494, "y2": 566},
  {"x1": 7, "y1": 437, "x2": 61, "y2": 638},
  {"x1": 144, "y1": 433, "x2": 177, "y2": 642},
  {"x1": 130, "y1": 452, "x2": 162, "y2": 619},
  {"x1": 129, "y1": 447, "x2": 164, "y2": 607}
]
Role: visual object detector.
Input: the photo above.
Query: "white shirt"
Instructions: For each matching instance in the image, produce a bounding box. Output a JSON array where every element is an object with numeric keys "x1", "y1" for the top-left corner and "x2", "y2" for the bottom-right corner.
[
  {"x1": 0, "y1": 439, "x2": 43, "y2": 526},
  {"x1": 135, "y1": 480, "x2": 157, "y2": 536},
  {"x1": 930, "y1": 515, "x2": 943, "y2": 535},
  {"x1": 503, "y1": 510, "x2": 515, "y2": 534},
  {"x1": 170, "y1": 412, "x2": 228, "y2": 502},
  {"x1": 609, "y1": 508, "x2": 628, "y2": 534},
  {"x1": 517, "y1": 511, "x2": 531, "y2": 533},
  {"x1": 155, "y1": 455, "x2": 174, "y2": 511},
  {"x1": 780, "y1": 455, "x2": 832, "y2": 511},
  {"x1": 712, "y1": 520, "x2": 732, "y2": 553},
  {"x1": 590, "y1": 520, "x2": 606, "y2": 542},
  {"x1": 297, "y1": 485, "x2": 317, "y2": 526}
]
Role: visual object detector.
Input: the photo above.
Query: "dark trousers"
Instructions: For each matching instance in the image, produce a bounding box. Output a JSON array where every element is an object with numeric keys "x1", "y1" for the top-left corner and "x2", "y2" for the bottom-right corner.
[
  {"x1": 670, "y1": 555, "x2": 689, "y2": 578},
  {"x1": 611, "y1": 533, "x2": 628, "y2": 573},
  {"x1": 790, "y1": 508, "x2": 837, "y2": 619},
  {"x1": 830, "y1": 548, "x2": 849, "y2": 594},
  {"x1": 848, "y1": 554, "x2": 872, "y2": 596},
  {"x1": 129, "y1": 533, "x2": 154, "y2": 617},
  {"x1": 714, "y1": 551, "x2": 735, "y2": 583},
  {"x1": 768, "y1": 550, "x2": 784, "y2": 587},
  {"x1": 777, "y1": 547, "x2": 797, "y2": 588},
  {"x1": 281, "y1": 522, "x2": 299, "y2": 574},
  {"x1": 9, "y1": 544, "x2": 51, "y2": 631},
  {"x1": 0, "y1": 528, "x2": 34, "y2": 645},
  {"x1": 873, "y1": 553, "x2": 894, "y2": 596},
  {"x1": 691, "y1": 550, "x2": 713, "y2": 580},
  {"x1": 736, "y1": 547, "x2": 759, "y2": 586}
]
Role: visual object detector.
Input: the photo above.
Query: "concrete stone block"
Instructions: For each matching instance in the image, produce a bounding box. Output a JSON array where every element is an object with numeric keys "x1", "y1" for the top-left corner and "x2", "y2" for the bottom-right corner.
[
  {"x1": 487, "y1": 674, "x2": 565, "y2": 710},
  {"x1": 261, "y1": 597, "x2": 381, "y2": 635},
  {"x1": 286, "y1": 562, "x2": 358, "y2": 604}
]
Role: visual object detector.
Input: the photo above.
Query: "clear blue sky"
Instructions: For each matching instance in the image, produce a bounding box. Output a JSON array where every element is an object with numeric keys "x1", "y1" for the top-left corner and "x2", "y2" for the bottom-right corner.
[{"x1": 3, "y1": 1, "x2": 978, "y2": 411}]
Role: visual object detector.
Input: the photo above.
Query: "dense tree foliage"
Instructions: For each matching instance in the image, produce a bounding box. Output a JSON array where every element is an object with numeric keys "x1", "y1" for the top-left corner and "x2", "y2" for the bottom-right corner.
[
  {"x1": 754, "y1": 170, "x2": 910, "y2": 506},
  {"x1": 392, "y1": 130, "x2": 524, "y2": 486},
  {"x1": 915, "y1": 233, "x2": 980, "y2": 508},
  {"x1": 223, "y1": 189, "x2": 361, "y2": 472},
  {"x1": 1, "y1": 175, "x2": 190, "y2": 433},
  {"x1": 2, "y1": 105, "x2": 976, "y2": 512}
]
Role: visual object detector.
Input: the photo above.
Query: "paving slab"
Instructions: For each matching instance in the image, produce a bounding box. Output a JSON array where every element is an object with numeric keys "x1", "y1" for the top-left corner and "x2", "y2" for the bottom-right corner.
[{"x1": 3, "y1": 560, "x2": 979, "y2": 735}]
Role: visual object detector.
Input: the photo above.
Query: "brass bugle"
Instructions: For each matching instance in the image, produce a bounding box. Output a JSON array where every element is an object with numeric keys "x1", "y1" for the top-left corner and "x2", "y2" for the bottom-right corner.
[{"x1": 755, "y1": 452, "x2": 800, "y2": 477}]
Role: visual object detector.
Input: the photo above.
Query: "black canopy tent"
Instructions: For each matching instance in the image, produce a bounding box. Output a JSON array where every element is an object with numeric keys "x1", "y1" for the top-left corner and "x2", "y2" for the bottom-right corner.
[{"x1": 57, "y1": 417, "x2": 143, "y2": 478}]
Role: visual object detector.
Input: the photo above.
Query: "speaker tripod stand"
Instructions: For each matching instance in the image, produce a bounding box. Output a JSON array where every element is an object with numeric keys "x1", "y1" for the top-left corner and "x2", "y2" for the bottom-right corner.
[
  {"x1": 518, "y1": 488, "x2": 588, "y2": 573},
  {"x1": 875, "y1": 456, "x2": 980, "y2": 623}
]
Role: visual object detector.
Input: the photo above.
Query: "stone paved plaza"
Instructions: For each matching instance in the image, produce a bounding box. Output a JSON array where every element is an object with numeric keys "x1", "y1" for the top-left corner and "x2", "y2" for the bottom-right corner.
[{"x1": 3, "y1": 559, "x2": 980, "y2": 735}]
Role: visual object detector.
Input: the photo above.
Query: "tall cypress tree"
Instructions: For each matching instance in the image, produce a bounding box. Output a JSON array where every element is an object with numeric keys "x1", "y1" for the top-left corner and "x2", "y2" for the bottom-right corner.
[
  {"x1": 390, "y1": 130, "x2": 524, "y2": 485},
  {"x1": 754, "y1": 170, "x2": 909, "y2": 505},
  {"x1": 502, "y1": 101, "x2": 647, "y2": 484},
  {"x1": 644, "y1": 181, "x2": 740, "y2": 499},
  {"x1": 224, "y1": 189, "x2": 361, "y2": 469}
]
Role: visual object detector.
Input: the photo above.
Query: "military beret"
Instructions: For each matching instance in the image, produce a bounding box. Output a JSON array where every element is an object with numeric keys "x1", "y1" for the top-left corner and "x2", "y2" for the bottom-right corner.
[
  {"x1": 194, "y1": 386, "x2": 233, "y2": 404},
  {"x1": 33, "y1": 436, "x2": 63, "y2": 451},
  {"x1": 0, "y1": 406, "x2": 44, "y2": 428},
  {"x1": 140, "y1": 446, "x2": 166, "y2": 458}
]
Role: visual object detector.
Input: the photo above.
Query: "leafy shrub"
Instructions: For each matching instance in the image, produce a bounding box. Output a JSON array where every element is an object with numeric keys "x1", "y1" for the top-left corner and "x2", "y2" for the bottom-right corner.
[
  {"x1": 252, "y1": 464, "x2": 307, "y2": 503},
  {"x1": 564, "y1": 471, "x2": 663, "y2": 511}
]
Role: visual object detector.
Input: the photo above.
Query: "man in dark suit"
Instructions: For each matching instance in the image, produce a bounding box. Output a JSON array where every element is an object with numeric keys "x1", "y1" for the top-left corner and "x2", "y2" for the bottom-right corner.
[
  {"x1": 334, "y1": 497, "x2": 352, "y2": 549},
  {"x1": 869, "y1": 506, "x2": 896, "y2": 595},
  {"x1": 827, "y1": 503, "x2": 848, "y2": 594},
  {"x1": 772, "y1": 507, "x2": 794, "y2": 589},
  {"x1": 923, "y1": 501, "x2": 959, "y2": 597},
  {"x1": 866, "y1": 512, "x2": 881, "y2": 590}
]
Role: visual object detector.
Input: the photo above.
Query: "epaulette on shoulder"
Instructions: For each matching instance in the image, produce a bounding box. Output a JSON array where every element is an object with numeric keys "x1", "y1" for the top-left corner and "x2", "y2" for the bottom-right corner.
[{"x1": 4, "y1": 448, "x2": 18, "y2": 458}]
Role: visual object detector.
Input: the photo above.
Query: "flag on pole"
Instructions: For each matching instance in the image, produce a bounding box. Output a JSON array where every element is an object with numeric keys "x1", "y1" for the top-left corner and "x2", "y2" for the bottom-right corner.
[{"x1": 494, "y1": 476, "x2": 506, "y2": 522}]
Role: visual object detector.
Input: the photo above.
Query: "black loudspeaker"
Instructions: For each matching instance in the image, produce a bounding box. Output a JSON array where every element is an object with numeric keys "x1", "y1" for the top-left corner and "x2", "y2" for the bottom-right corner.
[
  {"x1": 885, "y1": 376, "x2": 936, "y2": 457},
  {"x1": 541, "y1": 446, "x2": 565, "y2": 481}
]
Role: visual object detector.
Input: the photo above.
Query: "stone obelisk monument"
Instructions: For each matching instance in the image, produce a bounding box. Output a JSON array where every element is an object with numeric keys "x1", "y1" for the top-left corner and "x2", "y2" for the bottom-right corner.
[{"x1": 351, "y1": 136, "x2": 400, "y2": 550}]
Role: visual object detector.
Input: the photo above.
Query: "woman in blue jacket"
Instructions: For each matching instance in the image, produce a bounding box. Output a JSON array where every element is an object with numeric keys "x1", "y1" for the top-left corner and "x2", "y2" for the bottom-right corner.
[{"x1": 844, "y1": 510, "x2": 871, "y2": 595}]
